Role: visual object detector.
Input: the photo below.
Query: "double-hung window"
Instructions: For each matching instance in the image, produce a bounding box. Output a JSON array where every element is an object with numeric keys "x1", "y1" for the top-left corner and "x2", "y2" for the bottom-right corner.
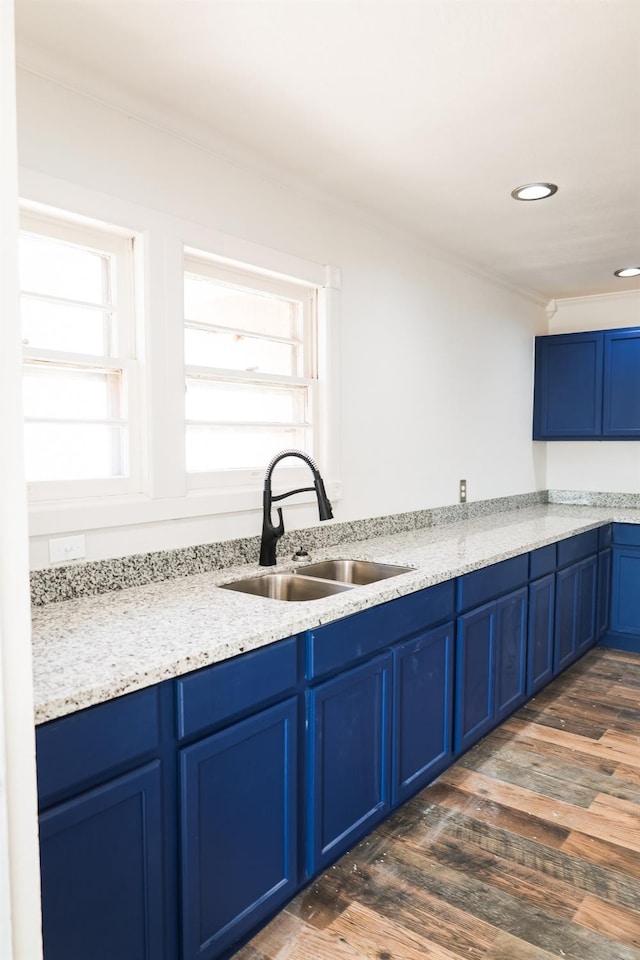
[
  {"x1": 184, "y1": 253, "x2": 319, "y2": 486},
  {"x1": 19, "y1": 212, "x2": 139, "y2": 500}
]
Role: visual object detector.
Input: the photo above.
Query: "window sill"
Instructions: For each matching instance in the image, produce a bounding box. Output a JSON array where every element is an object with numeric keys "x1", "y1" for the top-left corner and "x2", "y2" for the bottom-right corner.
[{"x1": 28, "y1": 481, "x2": 343, "y2": 537}]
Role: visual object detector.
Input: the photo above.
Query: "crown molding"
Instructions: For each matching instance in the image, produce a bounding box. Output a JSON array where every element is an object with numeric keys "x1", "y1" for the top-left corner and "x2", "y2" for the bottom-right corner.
[{"x1": 554, "y1": 288, "x2": 640, "y2": 307}]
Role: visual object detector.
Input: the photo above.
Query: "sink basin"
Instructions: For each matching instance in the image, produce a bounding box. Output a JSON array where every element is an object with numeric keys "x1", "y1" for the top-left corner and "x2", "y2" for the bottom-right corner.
[
  {"x1": 220, "y1": 573, "x2": 353, "y2": 601},
  {"x1": 299, "y1": 559, "x2": 415, "y2": 585}
]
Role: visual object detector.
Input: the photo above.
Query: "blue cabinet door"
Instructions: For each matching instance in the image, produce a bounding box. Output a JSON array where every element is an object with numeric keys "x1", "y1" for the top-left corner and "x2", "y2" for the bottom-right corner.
[
  {"x1": 555, "y1": 555, "x2": 597, "y2": 672},
  {"x1": 527, "y1": 575, "x2": 555, "y2": 695},
  {"x1": 555, "y1": 562, "x2": 578, "y2": 673},
  {"x1": 597, "y1": 549, "x2": 612, "y2": 637},
  {"x1": 39, "y1": 762, "x2": 165, "y2": 960},
  {"x1": 391, "y1": 622, "x2": 454, "y2": 805},
  {"x1": 454, "y1": 602, "x2": 495, "y2": 753},
  {"x1": 307, "y1": 654, "x2": 391, "y2": 875},
  {"x1": 603, "y1": 329, "x2": 640, "y2": 438},
  {"x1": 495, "y1": 587, "x2": 528, "y2": 722},
  {"x1": 180, "y1": 698, "x2": 298, "y2": 960},
  {"x1": 575, "y1": 555, "x2": 598, "y2": 656},
  {"x1": 533, "y1": 332, "x2": 603, "y2": 439},
  {"x1": 611, "y1": 547, "x2": 640, "y2": 636}
]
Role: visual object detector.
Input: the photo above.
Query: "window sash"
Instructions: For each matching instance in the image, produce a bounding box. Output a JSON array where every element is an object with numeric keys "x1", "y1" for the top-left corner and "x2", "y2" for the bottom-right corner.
[
  {"x1": 184, "y1": 254, "x2": 318, "y2": 485},
  {"x1": 19, "y1": 210, "x2": 140, "y2": 497}
]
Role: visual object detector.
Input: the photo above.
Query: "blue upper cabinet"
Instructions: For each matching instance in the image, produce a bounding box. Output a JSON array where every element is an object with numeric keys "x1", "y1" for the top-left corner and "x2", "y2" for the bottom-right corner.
[
  {"x1": 533, "y1": 326, "x2": 640, "y2": 441},
  {"x1": 533, "y1": 332, "x2": 603, "y2": 439},
  {"x1": 603, "y1": 329, "x2": 640, "y2": 438}
]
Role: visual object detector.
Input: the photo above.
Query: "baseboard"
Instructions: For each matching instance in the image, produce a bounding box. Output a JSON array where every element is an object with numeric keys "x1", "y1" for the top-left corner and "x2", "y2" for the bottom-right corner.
[{"x1": 598, "y1": 631, "x2": 640, "y2": 653}]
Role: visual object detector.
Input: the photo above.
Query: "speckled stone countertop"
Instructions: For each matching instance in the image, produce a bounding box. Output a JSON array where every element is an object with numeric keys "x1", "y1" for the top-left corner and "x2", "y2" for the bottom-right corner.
[{"x1": 32, "y1": 504, "x2": 640, "y2": 724}]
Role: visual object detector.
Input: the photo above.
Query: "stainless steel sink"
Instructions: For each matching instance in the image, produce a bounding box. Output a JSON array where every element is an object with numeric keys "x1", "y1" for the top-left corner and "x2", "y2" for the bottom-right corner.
[
  {"x1": 220, "y1": 573, "x2": 353, "y2": 601},
  {"x1": 299, "y1": 559, "x2": 415, "y2": 585}
]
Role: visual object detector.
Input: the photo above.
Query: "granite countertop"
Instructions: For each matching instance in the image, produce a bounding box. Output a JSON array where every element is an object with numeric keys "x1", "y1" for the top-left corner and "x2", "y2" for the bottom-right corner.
[{"x1": 32, "y1": 504, "x2": 640, "y2": 724}]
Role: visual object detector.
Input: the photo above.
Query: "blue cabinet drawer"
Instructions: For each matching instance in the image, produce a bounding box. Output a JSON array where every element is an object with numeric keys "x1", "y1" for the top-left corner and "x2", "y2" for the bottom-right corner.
[
  {"x1": 176, "y1": 636, "x2": 299, "y2": 741},
  {"x1": 529, "y1": 544, "x2": 557, "y2": 580},
  {"x1": 557, "y1": 529, "x2": 599, "y2": 568},
  {"x1": 456, "y1": 554, "x2": 528, "y2": 613},
  {"x1": 306, "y1": 580, "x2": 455, "y2": 680},
  {"x1": 613, "y1": 523, "x2": 640, "y2": 547},
  {"x1": 36, "y1": 686, "x2": 162, "y2": 809}
]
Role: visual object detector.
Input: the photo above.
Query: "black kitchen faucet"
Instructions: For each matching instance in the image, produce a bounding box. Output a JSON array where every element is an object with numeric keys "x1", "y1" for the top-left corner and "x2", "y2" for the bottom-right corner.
[{"x1": 259, "y1": 449, "x2": 333, "y2": 566}]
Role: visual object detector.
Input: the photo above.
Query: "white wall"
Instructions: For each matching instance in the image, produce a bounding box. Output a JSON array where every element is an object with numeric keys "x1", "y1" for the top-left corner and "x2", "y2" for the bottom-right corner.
[
  {"x1": 17, "y1": 70, "x2": 547, "y2": 567},
  {"x1": 546, "y1": 291, "x2": 640, "y2": 492},
  {"x1": 0, "y1": 9, "x2": 43, "y2": 957}
]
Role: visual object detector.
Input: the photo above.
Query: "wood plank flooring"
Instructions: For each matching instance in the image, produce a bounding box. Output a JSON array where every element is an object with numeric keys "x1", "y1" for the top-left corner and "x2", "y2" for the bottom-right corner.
[{"x1": 235, "y1": 648, "x2": 640, "y2": 960}]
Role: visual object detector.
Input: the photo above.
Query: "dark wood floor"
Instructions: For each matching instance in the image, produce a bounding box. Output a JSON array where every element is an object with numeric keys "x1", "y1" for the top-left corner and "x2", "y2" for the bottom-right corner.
[{"x1": 236, "y1": 647, "x2": 640, "y2": 960}]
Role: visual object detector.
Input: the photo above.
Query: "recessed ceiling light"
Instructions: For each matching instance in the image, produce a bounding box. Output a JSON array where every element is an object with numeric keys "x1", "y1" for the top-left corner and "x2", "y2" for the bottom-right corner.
[
  {"x1": 511, "y1": 182, "x2": 558, "y2": 201},
  {"x1": 614, "y1": 267, "x2": 640, "y2": 278}
]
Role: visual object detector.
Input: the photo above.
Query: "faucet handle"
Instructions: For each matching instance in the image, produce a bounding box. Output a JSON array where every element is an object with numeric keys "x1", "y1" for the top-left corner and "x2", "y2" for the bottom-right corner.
[{"x1": 272, "y1": 507, "x2": 285, "y2": 538}]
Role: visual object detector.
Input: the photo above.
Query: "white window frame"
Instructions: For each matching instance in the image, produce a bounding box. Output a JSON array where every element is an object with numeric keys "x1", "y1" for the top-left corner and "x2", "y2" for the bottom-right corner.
[
  {"x1": 19, "y1": 210, "x2": 141, "y2": 502},
  {"x1": 183, "y1": 251, "x2": 320, "y2": 490},
  {"x1": 19, "y1": 169, "x2": 341, "y2": 541}
]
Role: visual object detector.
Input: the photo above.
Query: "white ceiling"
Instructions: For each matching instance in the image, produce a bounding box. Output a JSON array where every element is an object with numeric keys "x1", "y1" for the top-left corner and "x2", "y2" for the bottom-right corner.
[{"x1": 14, "y1": 0, "x2": 640, "y2": 301}]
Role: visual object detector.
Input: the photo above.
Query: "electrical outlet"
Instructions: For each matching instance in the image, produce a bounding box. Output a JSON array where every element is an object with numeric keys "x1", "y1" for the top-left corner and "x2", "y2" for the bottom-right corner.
[
  {"x1": 459, "y1": 479, "x2": 467, "y2": 503},
  {"x1": 49, "y1": 535, "x2": 86, "y2": 564}
]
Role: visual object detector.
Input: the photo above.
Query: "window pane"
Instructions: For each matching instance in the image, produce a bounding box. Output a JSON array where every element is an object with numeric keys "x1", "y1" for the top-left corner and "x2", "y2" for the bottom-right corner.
[
  {"x1": 186, "y1": 378, "x2": 307, "y2": 424},
  {"x1": 19, "y1": 234, "x2": 110, "y2": 304},
  {"x1": 186, "y1": 424, "x2": 311, "y2": 472},
  {"x1": 184, "y1": 326, "x2": 297, "y2": 376},
  {"x1": 23, "y1": 364, "x2": 122, "y2": 420},
  {"x1": 24, "y1": 423, "x2": 125, "y2": 481},
  {"x1": 184, "y1": 275, "x2": 296, "y2": 338},
  {"x1": 21, "y1": 297, "x2": 113, "y2": 356}
]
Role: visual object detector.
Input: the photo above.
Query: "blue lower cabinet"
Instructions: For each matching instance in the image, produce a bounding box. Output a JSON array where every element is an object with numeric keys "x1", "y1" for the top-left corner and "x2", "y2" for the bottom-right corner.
[
  {"x1": 39, "y1": 762, "x2": 165, "y2": 960},
  {"x1": 455, "y1": 587, "x2": 528, "y2": 753},
  {"x1": 527, "y1": 575, "x2": 555, "y2": 695},
  {"x1": 576, "y1": 556, "x2": 598, "y2": 656},
  {"x1": 555, "y1": 555, "x2": 597, "y2": 672},
  {"x1": 392, "y1": 622, "x2": 454, "y2": 805},
  {"x1": 455, "y1": 601, "x2": 495, "y2": 753},
  {"x1": 597, "y1": 549, "x2": 612, "y2": 637},
  {"x1": 180, "y1": 698, "x2": 298, "y2": 960},
  {"x1": 307, "y1": 654, "x2": 392, "y2": 875},
  {"x1": 494, "y1": 587, "x2": 528, "y2": 722},
  {"x1": 610, "y1": 547, "x2": 640, "y2": 637}
]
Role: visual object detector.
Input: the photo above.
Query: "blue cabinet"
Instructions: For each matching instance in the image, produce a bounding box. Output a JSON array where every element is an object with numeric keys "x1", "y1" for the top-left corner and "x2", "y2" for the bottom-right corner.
[
  {"x1": 527, "y1": 574, "x2": 555, "y2": 694},
  {"x1": 455, "y1": 601, "x2": 495, "y2": 752},
  {"x1": 607, "y1": 525, "x2": 640, "y2": 653},
  {"x1": 555, "y1": 555, "x2": 597, "y2": 672},
  {"x1": 37, "y1": 687, "x2": 172, "y2": 960},
  {"x1": 39, "y1": 763, "x2": 165, "y2": 960},
  {"x1": 494, "y1": 588, "x2": 528, "y2": 722},
  {"x1": 597, "y1": 549, "x2": 612, "y2": 637},
  {"x1": 533, "y1": 332, "x2": 603, "y2": 439},
  {"x1": 533, "y1": 326, "x2": 640, "y2": 440},
  {"x1": 306, "y1": 654, "x2": 391, "y2": 874},
  {"x1": 455, "y1": 586, "x2": 527, "y2": 753},
  {"x1": 603, "y1": 330, "x2": 640, "y2": 438},
  {"x1": 391, "y1": 622, "x2": 454, "y2": 805},
  {"x1": 611, "y1": 548, "x2": 640, "y2": 637},
  {"x1": 180, "y1": 698, "x2": 298, "y2": 960}
]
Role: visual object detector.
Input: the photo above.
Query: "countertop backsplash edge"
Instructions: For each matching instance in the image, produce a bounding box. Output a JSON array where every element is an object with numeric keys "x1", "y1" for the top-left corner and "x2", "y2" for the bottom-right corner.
[{"x1": 31, "y1": 490, "x2": 549, "y2": 606}]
